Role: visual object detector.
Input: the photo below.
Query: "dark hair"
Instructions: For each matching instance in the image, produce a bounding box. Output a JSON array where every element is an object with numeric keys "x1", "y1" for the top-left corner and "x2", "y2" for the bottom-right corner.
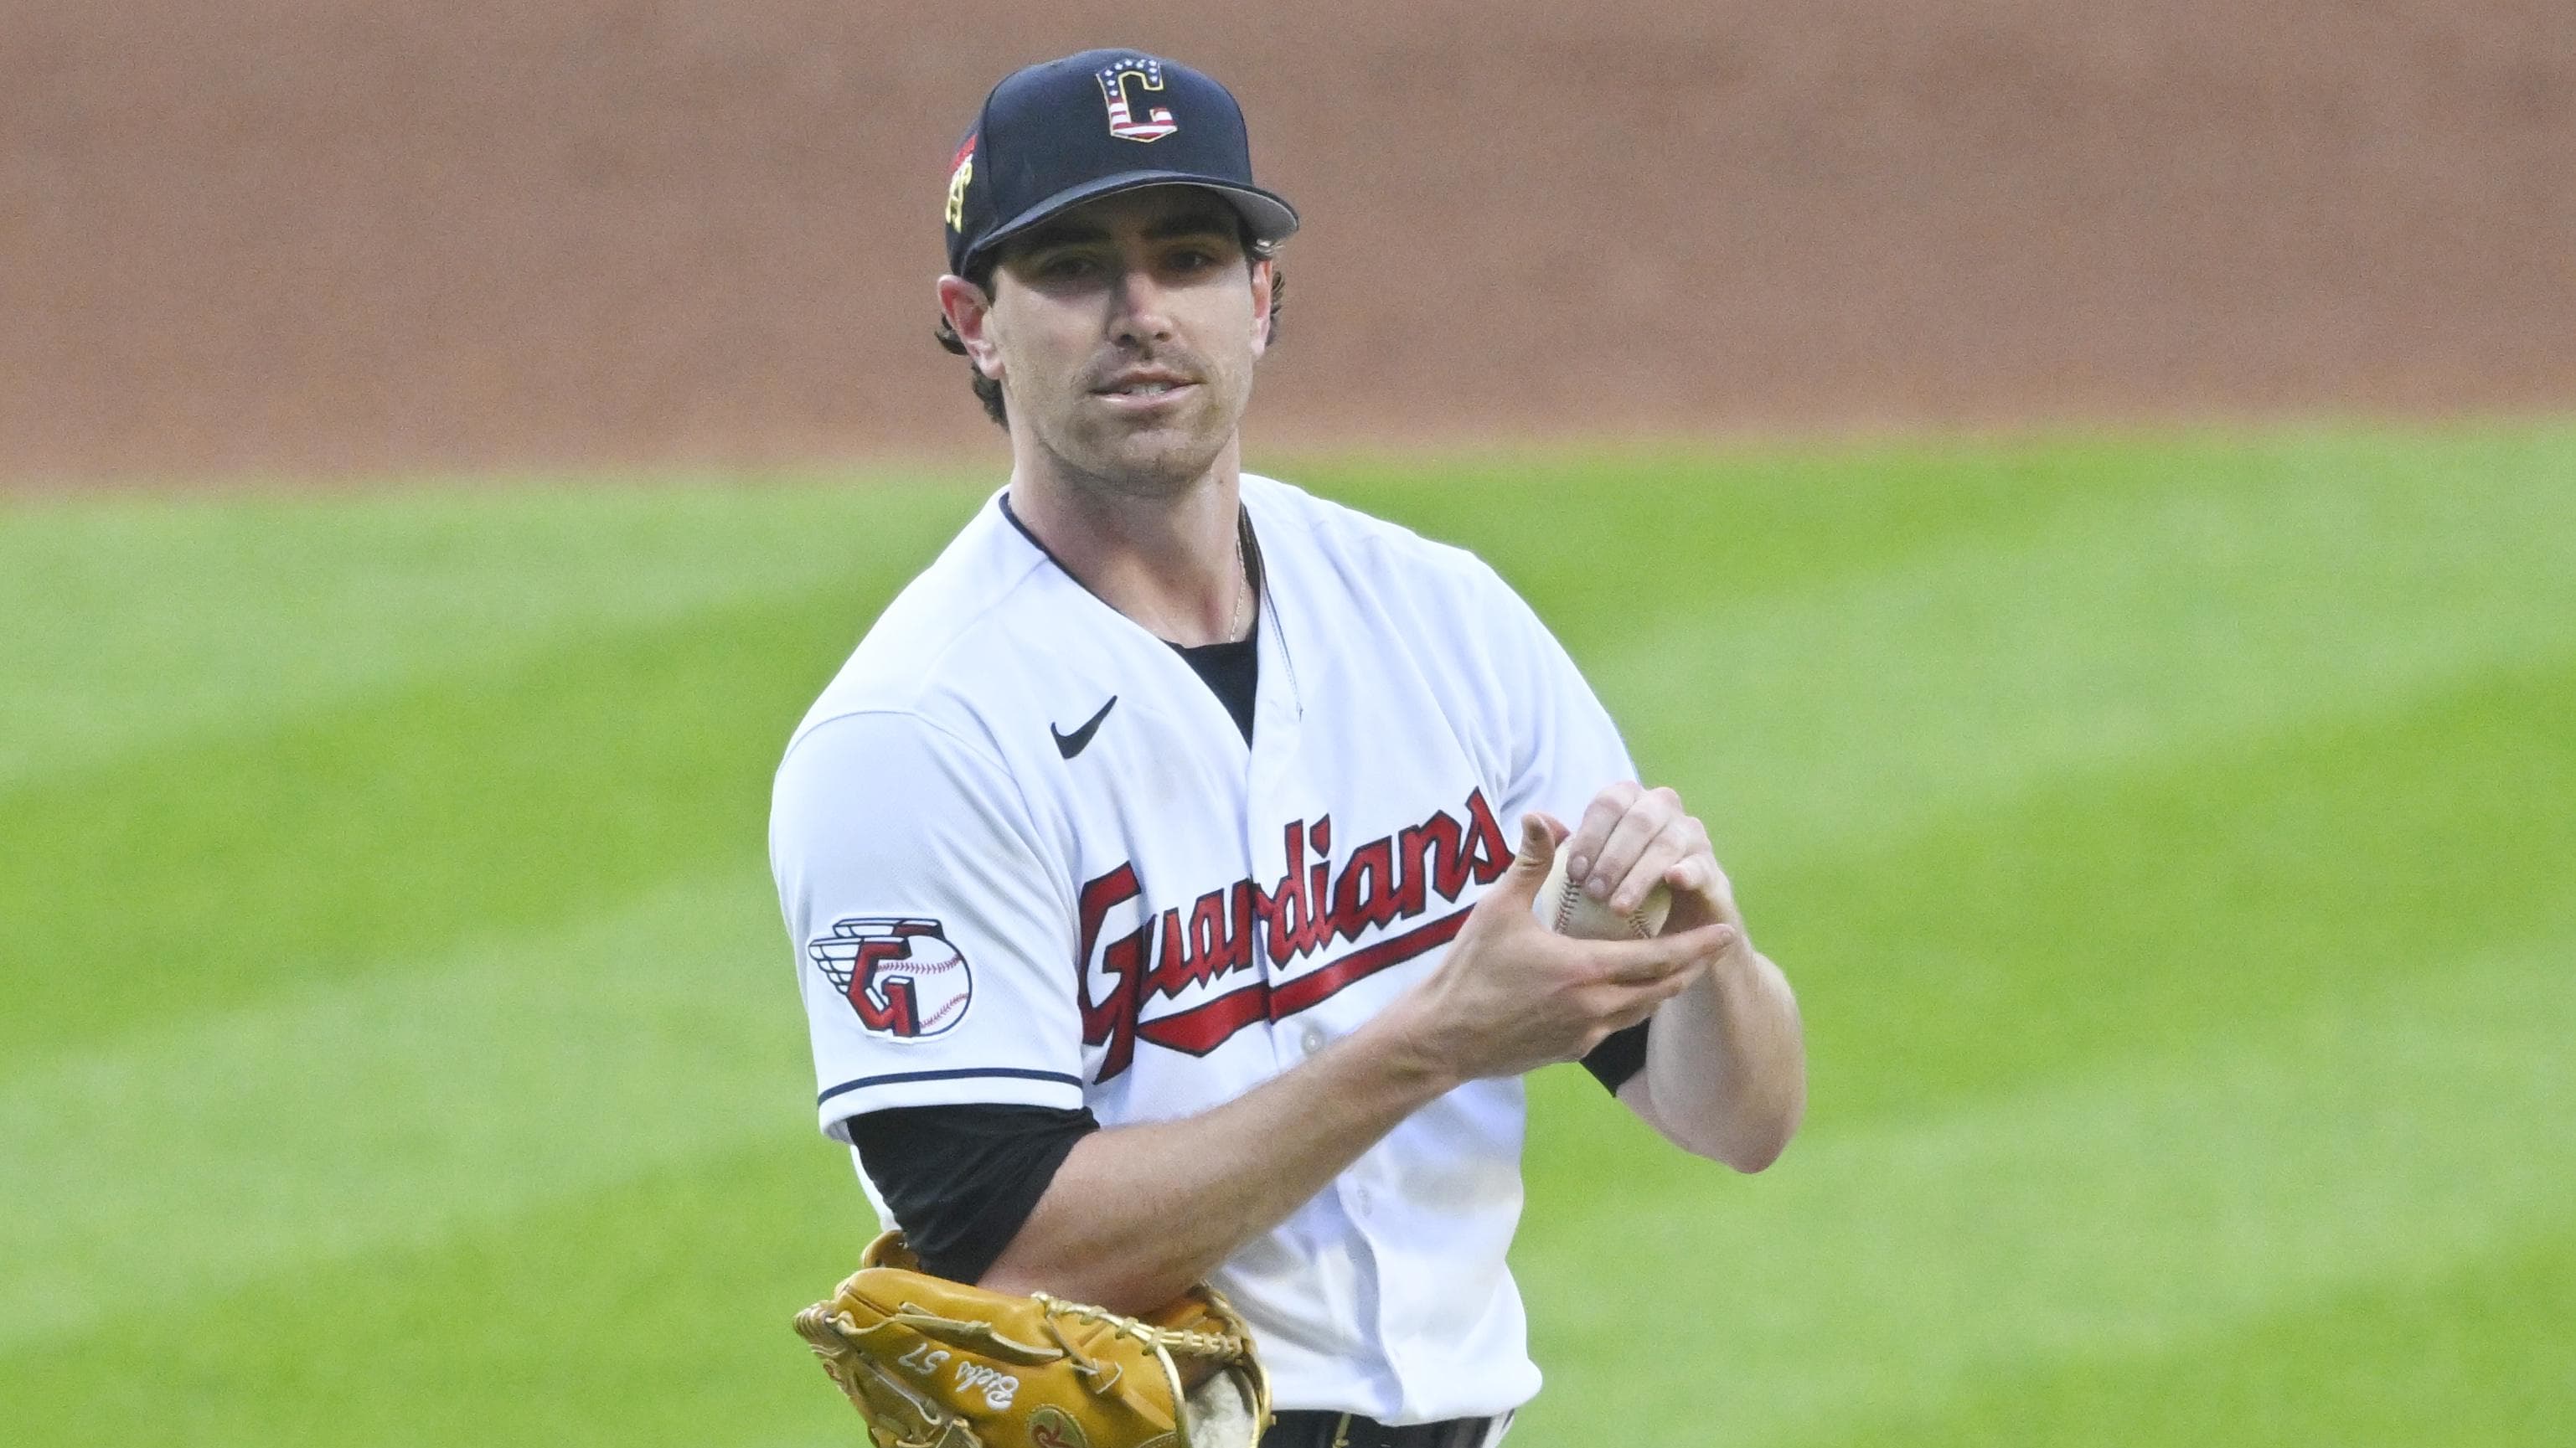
[{"x1": 932, "y1": 219, "x2": 1284, "y2": 429}]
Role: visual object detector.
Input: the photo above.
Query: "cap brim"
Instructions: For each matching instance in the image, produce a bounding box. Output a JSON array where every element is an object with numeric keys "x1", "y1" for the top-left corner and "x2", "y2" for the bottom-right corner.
[{"x1": 964, "y1": 171, "x2": 1300, "y2": 271}]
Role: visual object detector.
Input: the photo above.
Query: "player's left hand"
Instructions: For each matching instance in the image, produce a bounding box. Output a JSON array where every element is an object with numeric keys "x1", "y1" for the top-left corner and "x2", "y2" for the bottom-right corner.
[{"x1": 1561, "y1": 782, "x2": 1747, "y2": 944}]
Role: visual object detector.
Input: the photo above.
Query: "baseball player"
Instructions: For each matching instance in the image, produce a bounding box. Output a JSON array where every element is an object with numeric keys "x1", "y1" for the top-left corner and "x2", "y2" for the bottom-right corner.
[{"x1": 771, "y1": 49, "x2": 1806, "y2": 1448}]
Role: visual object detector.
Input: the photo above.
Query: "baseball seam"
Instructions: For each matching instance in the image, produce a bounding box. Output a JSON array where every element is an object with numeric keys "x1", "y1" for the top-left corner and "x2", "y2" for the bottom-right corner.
[{"x1": 1551, "y1": 879, "x2": 1655, "y2": 940}]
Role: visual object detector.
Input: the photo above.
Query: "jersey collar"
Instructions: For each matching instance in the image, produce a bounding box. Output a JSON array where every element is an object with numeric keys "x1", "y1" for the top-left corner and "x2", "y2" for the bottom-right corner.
[{"x1": 995, "y1": 490, "x2": 1263, "y2": 647}]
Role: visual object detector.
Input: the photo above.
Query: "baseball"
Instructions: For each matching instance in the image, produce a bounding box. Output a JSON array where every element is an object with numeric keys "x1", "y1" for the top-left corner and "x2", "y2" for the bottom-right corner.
[{"x1": 1536, "y1": 847, "x2": 1672, "y2": 940}]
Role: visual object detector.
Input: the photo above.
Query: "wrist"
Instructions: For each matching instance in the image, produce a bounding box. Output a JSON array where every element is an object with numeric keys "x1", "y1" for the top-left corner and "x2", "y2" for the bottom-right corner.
[
  {"x1": 1711, "y1": 930, "x2": 1761, "y2": 976},
  {"x1": 1692, "y1": 939, "x2": 1774, "y2": 1024},
  {"x1": 1353, "y1": 989, "x2": 1467, "y2": 1100}
]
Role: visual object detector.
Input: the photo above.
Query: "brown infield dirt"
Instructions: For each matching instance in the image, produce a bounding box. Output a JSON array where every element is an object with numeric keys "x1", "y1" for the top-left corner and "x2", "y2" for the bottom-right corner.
[{"x1": 4, "y1": 1, "x2": 2572, "y2": 482}]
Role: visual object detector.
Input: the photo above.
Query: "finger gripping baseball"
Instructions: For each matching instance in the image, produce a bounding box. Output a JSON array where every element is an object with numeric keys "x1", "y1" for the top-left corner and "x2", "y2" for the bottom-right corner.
[{"x1": 794, "y1": 1230, "x2": 1271, "y2": 1448}]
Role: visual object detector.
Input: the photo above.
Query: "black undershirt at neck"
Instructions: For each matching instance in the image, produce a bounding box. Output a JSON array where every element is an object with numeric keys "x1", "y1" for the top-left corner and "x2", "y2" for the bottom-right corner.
[{"x1": 1173, "y1": 635, "x2": 1258, "y2": 743}]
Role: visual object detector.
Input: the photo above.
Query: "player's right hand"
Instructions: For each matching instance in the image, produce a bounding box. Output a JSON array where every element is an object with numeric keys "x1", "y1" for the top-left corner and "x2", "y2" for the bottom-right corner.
[{"x1": 1392, "y1": 814, "x2": 1737, "y2": 1083}]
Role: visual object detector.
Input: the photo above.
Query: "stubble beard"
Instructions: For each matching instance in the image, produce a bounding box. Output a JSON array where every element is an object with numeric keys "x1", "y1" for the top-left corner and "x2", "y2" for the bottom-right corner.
[{"x1": 1036, "y1": 362, "x2": 1252, "y2": 503}]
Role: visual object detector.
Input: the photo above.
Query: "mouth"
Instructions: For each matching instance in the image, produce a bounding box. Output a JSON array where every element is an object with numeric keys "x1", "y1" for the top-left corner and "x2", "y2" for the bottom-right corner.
[{"x1": 1091, "y1": 373, "x2": 1200, "y2": 412}]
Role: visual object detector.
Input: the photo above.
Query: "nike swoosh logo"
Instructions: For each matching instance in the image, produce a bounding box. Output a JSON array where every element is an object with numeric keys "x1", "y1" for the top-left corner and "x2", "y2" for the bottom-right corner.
[{"x1": 1051, "y1": 696, "x2": 1118, "y2": 759}]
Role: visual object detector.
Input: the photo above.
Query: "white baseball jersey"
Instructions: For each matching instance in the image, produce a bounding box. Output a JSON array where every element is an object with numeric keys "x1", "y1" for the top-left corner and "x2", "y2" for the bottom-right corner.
[{"x1": 770, "y1": 472, "x2": 1635, "y2": 1424}]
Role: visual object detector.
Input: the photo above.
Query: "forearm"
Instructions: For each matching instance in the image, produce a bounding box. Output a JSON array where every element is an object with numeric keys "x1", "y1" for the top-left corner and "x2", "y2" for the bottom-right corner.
[
  {"x1": 1628, "y1": 942, "x2": 1805, "y2": 1170},
  {"x1": 978, "y1": 995, "x2": 1458, "y2": 1311}
]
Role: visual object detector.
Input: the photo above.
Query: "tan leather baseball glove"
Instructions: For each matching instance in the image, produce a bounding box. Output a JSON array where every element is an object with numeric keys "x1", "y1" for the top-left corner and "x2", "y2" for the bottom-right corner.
[{"x1": 793, "y1": 1231, "x2": 1270, "y2": 1448}]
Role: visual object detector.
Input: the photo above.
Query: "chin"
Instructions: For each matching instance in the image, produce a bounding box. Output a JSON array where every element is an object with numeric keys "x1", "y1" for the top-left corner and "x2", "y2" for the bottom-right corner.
[{"x1": 1065, "y1": 420, "x2": 1234, "y2": 497}]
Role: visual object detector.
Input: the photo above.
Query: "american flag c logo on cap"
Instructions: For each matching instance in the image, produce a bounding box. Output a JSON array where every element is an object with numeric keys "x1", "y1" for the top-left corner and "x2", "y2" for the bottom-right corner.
[{"x1": 1098, "y1": 58, "x2": 1179, "y2": 142}]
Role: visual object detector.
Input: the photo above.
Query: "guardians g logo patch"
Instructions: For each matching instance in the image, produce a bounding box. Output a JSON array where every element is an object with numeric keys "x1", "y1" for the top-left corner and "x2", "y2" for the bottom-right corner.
[
  {"x1": 1097, "y1": 57, "x2": 1178, "y2": 142},
  {"x1": 810, "y1": 917, "x2": 974, "y2": 1040}
]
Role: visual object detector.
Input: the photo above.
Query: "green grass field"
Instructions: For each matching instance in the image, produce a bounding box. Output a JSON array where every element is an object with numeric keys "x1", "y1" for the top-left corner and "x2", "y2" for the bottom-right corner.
[{"x1": 5, "y1": 422, "x2": 2572, "y2": 1445}]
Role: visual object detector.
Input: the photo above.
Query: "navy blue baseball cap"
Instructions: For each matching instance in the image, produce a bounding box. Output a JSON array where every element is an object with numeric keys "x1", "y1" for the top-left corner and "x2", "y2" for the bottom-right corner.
[{"x1": 942, "y1": 49, "x2": 1300, "y2": 278}]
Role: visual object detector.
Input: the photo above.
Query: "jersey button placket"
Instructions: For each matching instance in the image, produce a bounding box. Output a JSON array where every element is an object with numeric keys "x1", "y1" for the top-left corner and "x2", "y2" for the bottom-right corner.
[{"x1": 1249, "y1": 581, "x2": 1323, "y2": 1078}]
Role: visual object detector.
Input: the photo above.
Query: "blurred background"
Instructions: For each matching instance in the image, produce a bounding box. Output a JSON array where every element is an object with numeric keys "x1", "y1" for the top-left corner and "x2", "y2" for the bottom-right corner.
[
  {"x1": 8, "y1": 0, "x2": 2574, "y2": 477},
  {"x1": 3, "y1": 3, "x2": 2572, "y2": 1445}
]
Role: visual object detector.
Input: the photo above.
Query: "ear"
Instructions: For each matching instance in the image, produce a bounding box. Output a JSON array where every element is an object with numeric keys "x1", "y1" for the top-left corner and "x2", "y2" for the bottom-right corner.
[
  {"x1": 937, "y1": 274, "x2": 1004, "y2": 381},
  {"x1": 1249, "y1": 258, "x2": 1276, "y2": 358}
]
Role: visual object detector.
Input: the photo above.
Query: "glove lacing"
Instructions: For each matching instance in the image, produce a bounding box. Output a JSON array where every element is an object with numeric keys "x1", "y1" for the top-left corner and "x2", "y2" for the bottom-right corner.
[{"x1": 1030, "y1": 1293, "x2": 1255, "y2": 1394}]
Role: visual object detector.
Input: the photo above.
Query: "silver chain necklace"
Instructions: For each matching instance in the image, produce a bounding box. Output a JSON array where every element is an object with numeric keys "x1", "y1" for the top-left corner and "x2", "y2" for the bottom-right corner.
[{"x1": 1229, "y1": 518, "x2": 1248, "y2": 642}]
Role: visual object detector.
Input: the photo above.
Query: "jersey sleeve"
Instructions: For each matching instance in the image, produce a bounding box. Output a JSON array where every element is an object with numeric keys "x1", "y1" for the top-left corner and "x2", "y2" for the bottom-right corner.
[
  {"x1": 771, "y1": 710, "x2": 1086, "y2": 1139},
  {"x1": 1481, "y1": 567, "x2": 1640, "y2": 832}
]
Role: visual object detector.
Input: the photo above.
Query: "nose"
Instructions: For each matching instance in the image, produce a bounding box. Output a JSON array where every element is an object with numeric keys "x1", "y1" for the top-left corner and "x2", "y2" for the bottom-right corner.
[{"x1": 1107, "y1": 260, "x2": 1176, "y2": 346}]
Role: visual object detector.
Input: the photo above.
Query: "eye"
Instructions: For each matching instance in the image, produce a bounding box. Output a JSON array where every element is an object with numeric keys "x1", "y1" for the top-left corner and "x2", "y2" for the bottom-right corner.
[{"x1": 1039, "y1": 253, "x2": 1099, "y2": 281}]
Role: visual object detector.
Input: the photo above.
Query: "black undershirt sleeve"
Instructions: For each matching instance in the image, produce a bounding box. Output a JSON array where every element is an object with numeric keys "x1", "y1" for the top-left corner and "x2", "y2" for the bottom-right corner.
[
  {"x1": 1581, "y1": 1018, "x2": 1652, "y2": 1094},
  {"x1": 844, "y1": 1104, "x2": 1098, "y2": 1284}
]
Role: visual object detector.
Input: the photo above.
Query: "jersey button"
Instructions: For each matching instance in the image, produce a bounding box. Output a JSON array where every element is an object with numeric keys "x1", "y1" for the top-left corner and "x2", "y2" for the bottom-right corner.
[{"x1": 1298, "y1": 1023, "x2": 1327, "y2": 1057}]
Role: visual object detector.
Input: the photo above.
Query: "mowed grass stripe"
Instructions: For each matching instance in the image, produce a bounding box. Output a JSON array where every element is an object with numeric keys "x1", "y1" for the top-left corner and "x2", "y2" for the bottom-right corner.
[
  {"x1": 1300, "y1": 424, "x2": 2576, "y2": 642},
  {"x1": 1806, "y1": 1224, "x2": 2576, "y2": 1448},
  {"x1": 1298, "y1": 431, "x2": 2208, "y2": 618},
  {"x1": 0, "y1": 868, "x2": 807, "y2": 1353},
  {"x1": 1510, "y1": 931, "x2": 2576, "y2": 1448},
  {"x1": 1581, "y1": 425, "x2": 2576, "y2": 858},
  {"x1": 1763, "y1": 654, "x2": 2576, "y2": 1122},
  {"x1": 0, "y1": 1134, "x2": 868, "y2": 1448},
  {"x1": 0, "y1": 584, "x2": 870, "y2": 1061},
  {"x1": 0, "y1": 477, "x2": 984, "y2": 789}
]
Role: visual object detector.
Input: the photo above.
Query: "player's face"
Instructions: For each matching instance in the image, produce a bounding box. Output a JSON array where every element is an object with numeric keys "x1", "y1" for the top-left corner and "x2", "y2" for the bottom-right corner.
[{"x1": 978, "y1": 188, "x2": 1273, "y2": 496}]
